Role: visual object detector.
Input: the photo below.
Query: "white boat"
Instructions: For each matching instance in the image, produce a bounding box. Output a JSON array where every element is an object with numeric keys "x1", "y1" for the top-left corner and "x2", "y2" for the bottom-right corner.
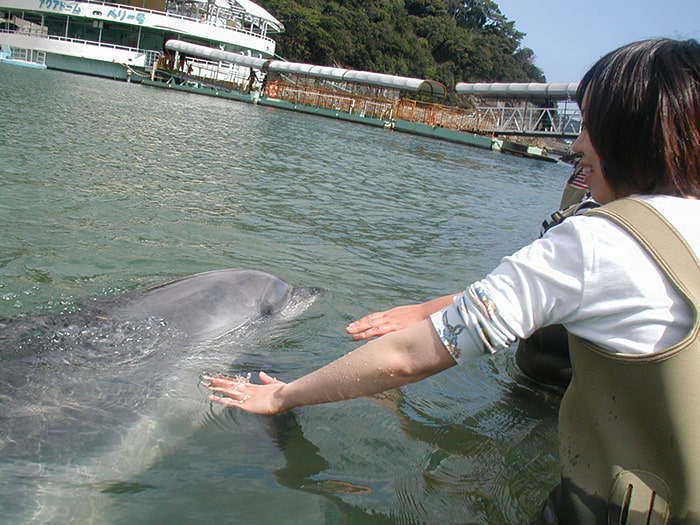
[{"x1": 0, "y1": 0, "x2": 283, "y2": 81}]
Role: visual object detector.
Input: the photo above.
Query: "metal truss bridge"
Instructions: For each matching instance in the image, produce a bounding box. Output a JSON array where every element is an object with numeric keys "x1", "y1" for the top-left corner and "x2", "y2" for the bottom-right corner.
[{"x1": 458, "y1": 82, "x2": 582, "y2": 138}]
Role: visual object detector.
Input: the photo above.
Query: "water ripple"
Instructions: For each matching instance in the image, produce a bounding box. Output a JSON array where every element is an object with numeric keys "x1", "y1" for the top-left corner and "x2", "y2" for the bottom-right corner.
[{"x1": 1, "y1": 67, "x2": 571, "y2": 524}]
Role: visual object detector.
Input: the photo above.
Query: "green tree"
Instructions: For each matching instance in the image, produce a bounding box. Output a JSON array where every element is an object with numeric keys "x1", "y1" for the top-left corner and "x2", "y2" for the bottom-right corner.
[{"x1": 259, "y1": 0, "x2": 545, "y2": 89}]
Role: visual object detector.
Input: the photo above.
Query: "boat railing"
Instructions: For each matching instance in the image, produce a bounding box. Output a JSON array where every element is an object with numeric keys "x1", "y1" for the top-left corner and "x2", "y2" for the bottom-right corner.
[
  {"x1": 202, "y1": 4, "x2": 274, "y2": 37},
  {"x1": 3, "y1": 15, "x2": 48, "y2": 35},
  {"x1": 154, "y1": 54, "x2": 260, "y2": 92},
  {"x1": 0, "y1": 27, "x2": 145, "y2": 54},
  {"x1": 57, "y1": 0, "x2": 279, "y2": 41},
  {"x1": 61, "y1": 0, "x2": 212, "y2": 26},
  {"x1": 184, "y1": 56, "x2": 253, "y2": 87}
]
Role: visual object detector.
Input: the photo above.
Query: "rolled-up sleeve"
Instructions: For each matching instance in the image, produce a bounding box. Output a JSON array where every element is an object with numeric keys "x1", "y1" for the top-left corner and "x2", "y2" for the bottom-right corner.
[
  {"x1": 430, "y1": 219, "x2": 588, "y2": 363},
  {"x1": 430, "y1": 283, "x2": 520, "y2": 361}
]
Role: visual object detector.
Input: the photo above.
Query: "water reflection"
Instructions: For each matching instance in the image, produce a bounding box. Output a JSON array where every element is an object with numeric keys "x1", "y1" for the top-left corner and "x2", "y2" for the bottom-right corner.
[
  {"x1": 264, "y1": 350, "x2": 561, "y2": 524},
  {"x1": 1, "y1": 66, "x2": 571, "y2": 523}
]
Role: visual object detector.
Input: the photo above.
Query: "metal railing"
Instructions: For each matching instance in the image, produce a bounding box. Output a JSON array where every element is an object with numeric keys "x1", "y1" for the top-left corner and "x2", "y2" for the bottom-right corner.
[{"x1": 473, "y1": 106, "x2": 581, "y2": 137}]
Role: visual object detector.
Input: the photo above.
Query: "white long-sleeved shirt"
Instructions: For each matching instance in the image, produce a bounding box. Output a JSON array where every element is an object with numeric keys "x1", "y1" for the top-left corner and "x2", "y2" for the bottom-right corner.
[{"x1": 431, "y1": 195, "x2": 700, "y2": 361}]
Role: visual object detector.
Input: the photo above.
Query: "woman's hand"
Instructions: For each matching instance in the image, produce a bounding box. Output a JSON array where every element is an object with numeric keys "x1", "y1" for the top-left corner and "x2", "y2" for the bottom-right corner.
[
  {"x1": 346, "y1": 305, "x2": 429, "y2": 340},
  {"x1": 346, "y1": 295, "x2": 455, "y2": 341},
  {"x1": 203, "y1": 371, "x2": 287, "y2": 415}
]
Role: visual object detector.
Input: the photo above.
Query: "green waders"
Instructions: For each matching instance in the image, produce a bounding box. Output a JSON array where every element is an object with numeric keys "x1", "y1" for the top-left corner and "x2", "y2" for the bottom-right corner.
[{"x1": 551, "y1": 198, "x2": 700, "y2": 524}]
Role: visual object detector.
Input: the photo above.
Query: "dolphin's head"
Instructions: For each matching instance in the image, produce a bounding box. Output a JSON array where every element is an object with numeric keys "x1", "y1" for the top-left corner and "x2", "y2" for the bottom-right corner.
[{"x1": 108, "y1": 269, "x2": 321, "y2": 342}]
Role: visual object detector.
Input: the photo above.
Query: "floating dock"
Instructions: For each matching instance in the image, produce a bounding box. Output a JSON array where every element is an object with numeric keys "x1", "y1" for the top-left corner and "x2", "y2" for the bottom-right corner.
[{"x1": 141, "y1": 40, "x2": 561, "y2": 163}]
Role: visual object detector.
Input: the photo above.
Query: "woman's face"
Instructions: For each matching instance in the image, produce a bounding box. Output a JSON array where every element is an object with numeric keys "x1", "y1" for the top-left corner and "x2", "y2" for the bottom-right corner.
[{"x1": 572, "y1": 95, "x2": 618, "y2": 204}]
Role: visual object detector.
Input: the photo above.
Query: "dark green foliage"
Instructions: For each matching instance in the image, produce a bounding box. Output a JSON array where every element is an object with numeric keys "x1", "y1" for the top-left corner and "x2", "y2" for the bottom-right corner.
[{"x1": 259, "y1": 0, "x2": 546, "y2": 89}]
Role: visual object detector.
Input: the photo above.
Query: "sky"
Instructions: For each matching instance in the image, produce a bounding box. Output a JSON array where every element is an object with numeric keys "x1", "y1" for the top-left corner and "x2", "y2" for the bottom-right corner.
[{"x1": 495, "y1": 0, "x2": 700, "y2": 83}]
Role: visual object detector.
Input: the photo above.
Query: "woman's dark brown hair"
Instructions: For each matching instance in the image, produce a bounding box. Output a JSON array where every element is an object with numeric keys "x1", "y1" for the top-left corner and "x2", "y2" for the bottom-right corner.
[{"x1": 576, "y1": 38, "x2": 700, "y2": 197}]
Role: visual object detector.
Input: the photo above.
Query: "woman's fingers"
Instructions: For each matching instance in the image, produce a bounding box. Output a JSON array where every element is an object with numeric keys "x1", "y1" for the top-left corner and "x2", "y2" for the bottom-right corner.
[{"x1": 202, "y1": 372, "x2": 286, "y2": 414}]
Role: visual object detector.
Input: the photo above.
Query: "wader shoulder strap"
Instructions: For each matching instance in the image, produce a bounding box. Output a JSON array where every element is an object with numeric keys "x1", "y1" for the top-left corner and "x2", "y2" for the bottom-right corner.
[{"x1": 587, "y1": 197, "x2": 700, "y2": 349}]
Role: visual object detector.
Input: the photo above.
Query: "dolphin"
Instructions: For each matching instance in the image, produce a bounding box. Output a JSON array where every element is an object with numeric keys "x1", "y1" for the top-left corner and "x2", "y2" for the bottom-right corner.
[
  {"x1": 2, "y1": 268, "x2": 321, "y2": 357},
  {"x1": 0, "y1": 268, "x2": 321, "y2": 522}
]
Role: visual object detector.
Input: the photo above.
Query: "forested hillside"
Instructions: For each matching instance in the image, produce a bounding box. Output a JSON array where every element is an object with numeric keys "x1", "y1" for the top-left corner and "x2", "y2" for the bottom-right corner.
[{"x1": 257, "y1": 0, "x2": 545, "y2": 90}]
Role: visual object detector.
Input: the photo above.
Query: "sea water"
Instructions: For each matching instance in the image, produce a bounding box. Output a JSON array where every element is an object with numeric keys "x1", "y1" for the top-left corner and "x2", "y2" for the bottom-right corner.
[{"x1": 0, "y1": 66, "x2": 571, "y2": 524}]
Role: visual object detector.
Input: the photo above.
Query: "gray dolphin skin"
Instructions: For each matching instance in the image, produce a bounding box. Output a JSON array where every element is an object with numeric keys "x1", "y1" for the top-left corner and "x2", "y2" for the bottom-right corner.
[
  {"x1": 104, "y1": 268, "x2": 318, "y2": 342},
  {"x1": 0, "y1": 268, "x2": 321, "y2": 522}
]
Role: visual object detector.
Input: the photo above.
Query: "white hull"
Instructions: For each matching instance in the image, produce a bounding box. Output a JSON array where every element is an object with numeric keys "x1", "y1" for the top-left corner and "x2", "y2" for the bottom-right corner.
[{"x1": 2, "y1": 31, "x2": 145, "y2": 78}]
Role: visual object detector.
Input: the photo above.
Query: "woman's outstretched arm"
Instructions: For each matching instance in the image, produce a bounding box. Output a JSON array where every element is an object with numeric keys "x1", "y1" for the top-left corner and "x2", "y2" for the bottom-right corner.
[{"x1": 204, "y1": 319, "x2": 456, "y2": 415}]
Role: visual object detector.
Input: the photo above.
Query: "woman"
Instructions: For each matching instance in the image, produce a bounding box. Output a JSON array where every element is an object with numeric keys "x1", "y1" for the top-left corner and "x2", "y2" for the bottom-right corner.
[{"x1": 205, "y1": 38, "x2": 700, "y2": 524}]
